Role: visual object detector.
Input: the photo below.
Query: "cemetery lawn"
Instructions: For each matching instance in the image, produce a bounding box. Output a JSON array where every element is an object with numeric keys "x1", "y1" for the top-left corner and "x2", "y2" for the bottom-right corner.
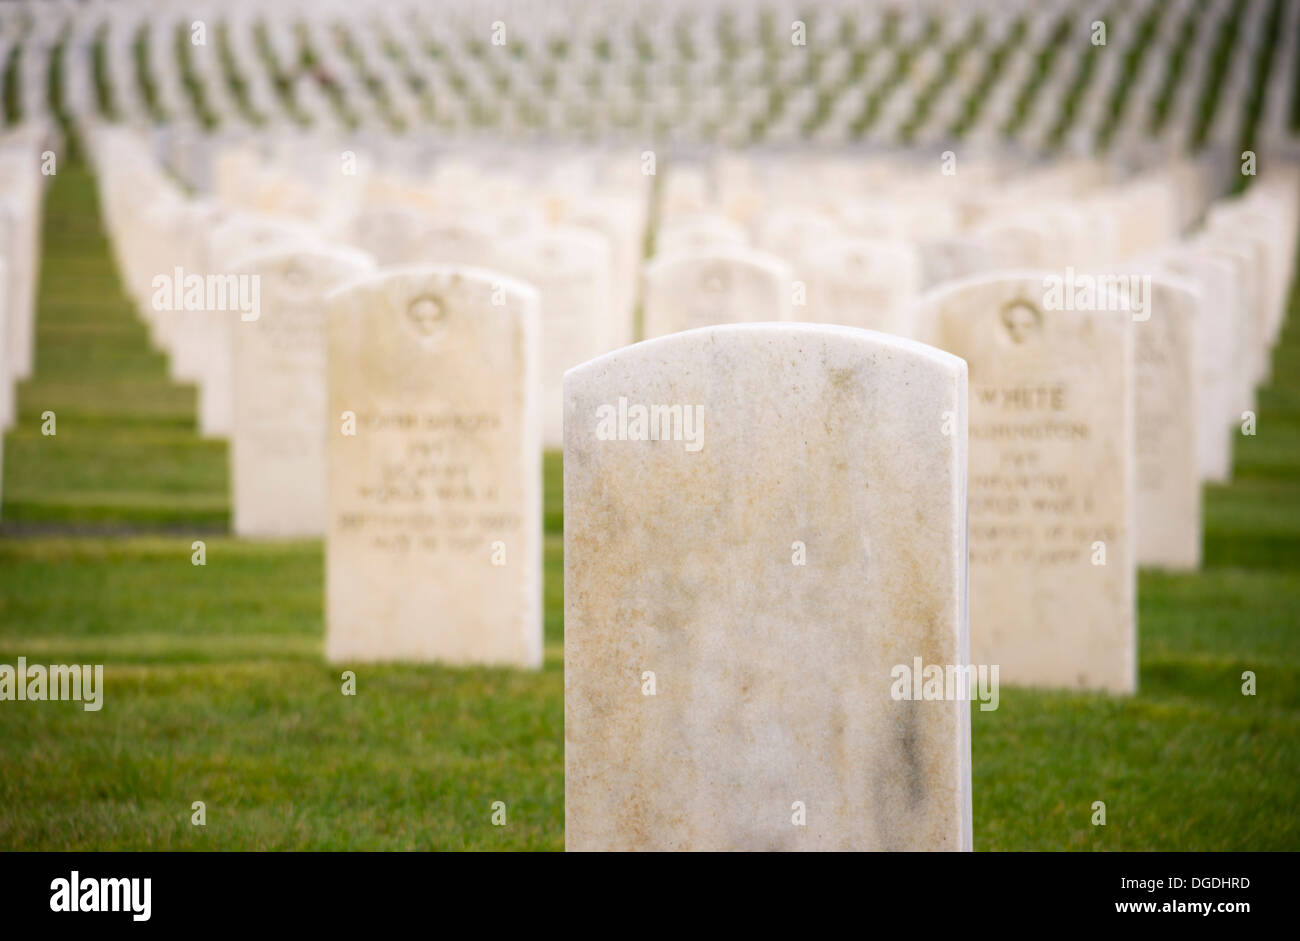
[{"x1": 1, "y1": 164, "x2": 1298, "y2": 850}]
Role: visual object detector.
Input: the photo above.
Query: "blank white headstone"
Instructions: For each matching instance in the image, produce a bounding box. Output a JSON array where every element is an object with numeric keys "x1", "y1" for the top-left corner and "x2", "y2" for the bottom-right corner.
[{"x1": 565, "y1": 323, "x2": 971, "y2": 850}]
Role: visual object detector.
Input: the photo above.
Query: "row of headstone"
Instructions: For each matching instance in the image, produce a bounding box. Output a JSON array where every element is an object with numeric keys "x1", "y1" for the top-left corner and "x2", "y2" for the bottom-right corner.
[
  {"x1": 615, "y1": 168, "x2": 1293, "y2": 701},
  {"x1": 0, "y1": 122, "x2": 51, "y2": 516},
  {"x1": 299, "y1": 165, "x2": 1293, "y2": 709},
  {"x1": 7, "y1": 0, "x2": 1297, "y2": 153},
  {"x1": 92, "y1": 124, "x2": 1295, "y2": 590},
  {"x1": 0, "y1": 124, "x2": 49, "y2": 425},
  {"x1": 644, "y1": 154, "x2": 1212, "y2": 344},
  {"x1": 88, "y1": 127, "x2": 652, "y2": 536},
  {"x1": 562, "y1": 183, "x2": 1298, "y2": 843},
  {"x1": 83, "y1": 123, "x2": 1300, "y2": 849},
  {"x1": 89, "y1": 124, "x2": 1289, "y2": 681}
]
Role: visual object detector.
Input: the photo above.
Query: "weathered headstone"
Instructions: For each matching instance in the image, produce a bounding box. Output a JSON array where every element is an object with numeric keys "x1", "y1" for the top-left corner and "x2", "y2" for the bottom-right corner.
[
  {"x1": 917, "y1": 274, "x2": 1136, "y2": 693},
  {"x1": 565, "y1": 323, "x2": 971, "y2": 851},
  {"x1": 325, "y1": 267, "x2": 542, "y2": 667},
  {"x1": 642, "y1": 248, "x2": 793, "y2": 340},
  {"x1": 229, "y1": 246, "x2": 374, "y2": 537}
]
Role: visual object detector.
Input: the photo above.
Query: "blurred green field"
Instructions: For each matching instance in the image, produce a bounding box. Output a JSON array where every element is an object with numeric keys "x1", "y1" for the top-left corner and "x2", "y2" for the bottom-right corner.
[{"x1": 1, "y1": 164, "x2": 1298, "y2": 850}]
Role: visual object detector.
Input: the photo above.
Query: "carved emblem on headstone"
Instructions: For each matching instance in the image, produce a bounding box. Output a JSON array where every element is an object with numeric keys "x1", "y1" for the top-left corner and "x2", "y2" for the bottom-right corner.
[
  {"x1": 1000, "y1": 298, "x2": 1042, "y2": 344},
  {"x1": 406, "y1": 293, "x2": 446, "y2": 339}
]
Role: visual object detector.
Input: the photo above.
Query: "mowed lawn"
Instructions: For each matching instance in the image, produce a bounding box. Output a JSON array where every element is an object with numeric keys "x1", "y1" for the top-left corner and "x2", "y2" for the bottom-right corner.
[{"x1": 1, "y1": 164, "x2": 1298, "y2": 850}]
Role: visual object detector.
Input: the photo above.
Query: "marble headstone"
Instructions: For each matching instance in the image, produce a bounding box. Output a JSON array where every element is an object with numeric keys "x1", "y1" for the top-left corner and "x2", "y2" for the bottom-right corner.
[
  {"x1": 229, "y1": 246, "x2": 374, "y2": 537},
  {"x1": 917, "y1": 274, "x2": 1136, "y2": 694},
  {"x1": 565, "y1": 323, "x2": 971, "y2": 850},
  {"x1": 325, "y1": 266, "x2": 542, "y2": 666}
]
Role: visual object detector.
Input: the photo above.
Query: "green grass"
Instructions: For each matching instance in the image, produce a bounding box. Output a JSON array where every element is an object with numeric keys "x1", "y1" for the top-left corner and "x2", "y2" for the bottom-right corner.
[
  {"x1": 2, "y1": 166, "x2": 225, "y2": 530},
  {"x1": 1, "y1": 163, "x2": 1299, "y2": 850},
  {"x1": 0, "y1": 537, "x2": 565, "y2": 850}
]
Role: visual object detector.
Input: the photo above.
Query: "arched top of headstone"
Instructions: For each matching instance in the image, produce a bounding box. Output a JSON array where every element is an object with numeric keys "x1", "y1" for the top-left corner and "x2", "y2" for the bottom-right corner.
[
  {"x1": 914, "y1": 270, "x2": 1136, "y2": 351},
  {"x1": 327, "y1": 264, "x2": 540, "y2": 352},
  {"x1": 566, "y1": 321, "x2": 965, "y2": 386}
]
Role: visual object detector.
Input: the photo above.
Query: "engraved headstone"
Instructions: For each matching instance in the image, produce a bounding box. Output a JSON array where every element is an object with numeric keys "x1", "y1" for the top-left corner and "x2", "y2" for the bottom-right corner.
[
  {"x1": 325, "y1": 267, "x2": 542, "y2": 666},
  {"x1": 917, "y1": 274, "x2": 1136, "y2": 693}
]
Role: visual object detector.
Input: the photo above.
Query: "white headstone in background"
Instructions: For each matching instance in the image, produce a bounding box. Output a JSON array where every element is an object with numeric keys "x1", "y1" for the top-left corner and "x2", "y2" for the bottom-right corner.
[
  {"x1": 200, "y1": 214, "x2": 326, "y2": 438},
  {"x1": 1159, "y1": 247, "x2": 1241, "y2": 483},
  {"x1": 229, "y1": 246, "x2": 374, "y2": 537},
  {"x1": 1133, "y1": 275, "x2": 1201, "y2": 569},
  {"x1": 642, "y1": 248, "x2": 793, "y2": 339},
  {"x1": 498, "y1": 227, "x2": 612, "y2": 448},
  {"x1": 0, "y1": 177, "x2": 41, "y2": 383},
  {"x1": 655, "y1": 213, "x2": 748, "y2": 257},
  {"x1": 563, "y1": 194, "x2": 647, "y2": 349},
  {"x1": 917, "y1": 236, "x2": 994, "y2": 290},
  {"x1": 801, "y1": 237, "x2": 923, "y2": 337},
  {"x1": 1203, "y1": 236, "x2": 1269, "y2": 392},
  {"x1": 0, "y1": 255, "x2": 7, "y2": 490},
  {"x1": 0, "y1": 254, "x2": 12, "y2": 430},
  {"x1": 325, "y1": 266, "x2": 542, "y2": 667},
  {"x1": 917, "y1": 274, "x2": 1136, "y2": 693}
]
